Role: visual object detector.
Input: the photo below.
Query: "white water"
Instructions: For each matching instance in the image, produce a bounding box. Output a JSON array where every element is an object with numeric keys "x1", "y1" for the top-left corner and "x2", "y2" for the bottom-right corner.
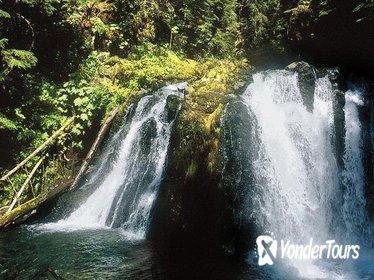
[
  {"x1": 342, "y1": 87, "x2": 373, "y2": 244},
  {"x1": 241, "y1": 71, "x2": 373, "y2": 278},
  {"x1": 38, "y1": 83, "x2": 185, "y2": 239},
  {"x1": 242, "y1": 71, "x2": 338, "y2": 243}
]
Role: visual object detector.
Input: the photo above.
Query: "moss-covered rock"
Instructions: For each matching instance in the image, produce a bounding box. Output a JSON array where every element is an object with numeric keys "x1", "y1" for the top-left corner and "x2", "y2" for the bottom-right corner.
[{"x1": 149, "y1": 60, "x2": 251, "y2": 255}]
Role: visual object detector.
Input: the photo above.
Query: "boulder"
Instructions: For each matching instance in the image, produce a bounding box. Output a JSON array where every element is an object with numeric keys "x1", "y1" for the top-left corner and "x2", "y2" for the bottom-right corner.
[
  {"x1": 220, "y1": 100, "x2": 262, "y2": 254},
  {"x1": 165, "y1": 95, "x2": 182, "y2": 122},
  {"x1": 286, "y1": 61, "x2": 316, "y2": 111}
]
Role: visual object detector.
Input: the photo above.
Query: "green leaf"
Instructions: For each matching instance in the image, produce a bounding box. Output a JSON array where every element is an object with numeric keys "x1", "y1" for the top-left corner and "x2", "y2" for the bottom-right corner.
[
  {"x1": 74, "y1": 97, "x2": 83, "y2": 106},
  {"x1": 353, "y1": 3, "x2": 364, "y2": 13},
  {"x1": 319, "y1": 10, "x2": 331, "y2": 17},
  {"x1": 0, "y1": 9, "x2": 11, "y2": 19},
  {"x1": 0, "y1": 114, "x2": 17, "y2": 131},
  {"x1": 15, "y1": 108, "x2": 26, "y2": 120},
  {"x1": 80, "y1": 113, "x2": 88, "y2": 121},
  {"x1": 58, "y1": 94, "x2": 68, "y2": 101},
  {"x1": 71, "y1": 126, "x2": 81, "y2": 136},
  {"x1": 0, "y1": 38, "x2": 8, "y2": 49},
  {"x1": 2, "y1": 49, "x2": 37, "y2": 70}
]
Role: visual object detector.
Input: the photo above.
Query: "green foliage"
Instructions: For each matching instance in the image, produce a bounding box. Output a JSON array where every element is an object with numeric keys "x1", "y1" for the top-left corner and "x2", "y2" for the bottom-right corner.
[
  {"x1": 238, "y1": 0, "x2": 287, "y2": 56},
  {"x1": 16, "y1": 0, "x2": 61, "y2": 15},
  {"x1": 353, "y1": 0, "x2": 374, "y2": 21},
  {"x1": 1, "y1": 49, "x2": 37, "y2": 71},
  {"x1": 36, "y1": 48, "x2": 216, "y2": 151},
  {"x1": 0, "y1": 43, "x2": 249, "y2": 208},
  {"x1": 166, "y1": 0, "x2": 240, "y2": 56},
  {"x1": 0, "y1": 153, "x2": 71, "y2": 207},
  {"x1": 0, "y1": 9, "x2": 10, "y2": 19},
  {"x1": 101, "y1": 50, "x2": 198, "y2": 90},
  {"x1": 186, "y1": 160, "x2": 198, "y2": 179},
  {"x1": 0, "y1": 35, "x2": 37, "y2": 82},
  {"x1": 63, "y1": 0, "x2": 117, "y2": 50},
  {"x1": 297, "y1": 0, "x2": 334, "y2": 19},
  {"x1": 0, "y1": 114, "x2": 17, "y2": 131}
]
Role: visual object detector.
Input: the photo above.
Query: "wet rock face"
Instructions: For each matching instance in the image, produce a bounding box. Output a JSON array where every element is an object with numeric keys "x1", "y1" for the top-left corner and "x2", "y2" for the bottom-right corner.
[
  {"x1": 150, "y1": 96, "x2": 261, "y2": 257},
  {"x1": 149, "y1": 101, "x2": 236, "y2": 256},
  {"x1": 221, "y1": 101, "x2": 257, "y2": 205},
  {"x1": 285, "y1": 63, "x2": 348, "y2": 170},
  {"x1": 220, "y1": 100, "x2": 262, "y2": 254},
  {"x1": 140, "y1": 118, "x2": 158, "y2": 153},
  {"x1": 286, "y1": 61, "x2": 316, "y2": 111},
  {"x1": 165, "y1": 95, "x2": 182, "y2": 122},
  {"x1": 319, "y1": 67, "x2": 346, "y2": 170}
]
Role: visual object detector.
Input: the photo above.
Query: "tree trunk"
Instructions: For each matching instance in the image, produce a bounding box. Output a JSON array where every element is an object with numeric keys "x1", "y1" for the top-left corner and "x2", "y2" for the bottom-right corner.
[
  {"x1": 0, "y1": 179, "x2": 73, "y2": 229},
  {"x1": 0, "y1": 109, "x2": 118, "y2": 229},
  {"x1": 0, "y1": 117, "x2": 74, "y2": 183},
  {"x1": 70, "y1": 108, "x2": 118, "y2": 190},
  {"x1": 7, "y1": 156, "x2": 45, "y2": 213}
]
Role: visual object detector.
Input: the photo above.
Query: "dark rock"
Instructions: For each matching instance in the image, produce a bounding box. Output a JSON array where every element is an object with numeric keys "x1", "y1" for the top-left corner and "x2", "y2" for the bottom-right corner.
[
  {"x1": 315, "y1": 67, "x2": 346, "y2": 171},
  {"x1": 332, "y1": 87, "x2": 346, "y2": 170},
  {"x1": 149, "y1": 100, "x2": 236, "y2": 257},
  {"x1": 220, "y1": 100, "x2": 262, "y2": 255},
  {"x1": 150, "y1": 94, "x2": 261, "y2": 258},
  {"x1": 165, "y1": 95, "x2": 182, "y2": 122},
  {"x1": 286, "y1": 61, "x2": 316, "y2": 111},
  {"x1": 139, "y1": 118, "x2": 158, "y2": 153}
]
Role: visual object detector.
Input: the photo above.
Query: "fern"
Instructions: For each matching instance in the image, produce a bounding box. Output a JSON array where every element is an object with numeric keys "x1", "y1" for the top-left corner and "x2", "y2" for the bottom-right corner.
[
  {"x1": 0, "y1": 114, "x2": 17, "y2": 131},
  {"x1": 0, "y1": 9, "x2": 10, "y2": 19},
  {"x1": 0, "y1": 38, "x2": 8, "y2": 49},
  {"x1": 2, "y1": 49, "x2": 37, "y2": 70}
]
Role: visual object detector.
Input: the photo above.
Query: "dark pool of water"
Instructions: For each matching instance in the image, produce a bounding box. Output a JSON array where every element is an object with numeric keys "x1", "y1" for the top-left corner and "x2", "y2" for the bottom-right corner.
[
  {"x1": 2, "y1": 226, "x2": 373, "y2": 279},
  {"x1": 0, "y1": 226, "x2": 262, "y2": 280}
]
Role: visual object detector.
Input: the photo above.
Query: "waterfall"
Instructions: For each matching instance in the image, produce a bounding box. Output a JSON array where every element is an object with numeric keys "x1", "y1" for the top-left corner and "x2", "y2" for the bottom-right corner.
[
  {"x1": 240, "y1": 70, "x2": 340, "y2": 242},
  {"x1": 38, "y1": 83, "x2": 185, "y2": 239},
  {"x1": 342, "y1": 86, "x2": 372, "y2": 243},
  {"x1": 234, "y1": 70, "x2": 373, "y2": 277}
]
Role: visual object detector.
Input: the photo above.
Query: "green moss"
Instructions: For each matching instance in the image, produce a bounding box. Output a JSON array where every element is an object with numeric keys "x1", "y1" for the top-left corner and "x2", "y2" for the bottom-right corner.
[
  {"x1": 0, "y1": 197, "x2": 39, "y2": 228},
  {"x1": 186, "y1": 160, "x2": 198, "y2": 179},
  {"x1": 170, "y1": 58, "x2": 251, "y2": 181}
]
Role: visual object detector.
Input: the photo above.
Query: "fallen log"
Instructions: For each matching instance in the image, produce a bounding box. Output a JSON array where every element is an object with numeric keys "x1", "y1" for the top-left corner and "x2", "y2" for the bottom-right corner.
[
  {"x1": 0, "y1": 109, "x2": 118, "y2": 229},
  {"x1": 7, "y1": 156, "x2": 45, "y2": 213},
  {"x1": 0, "y1": 179, "x2": 73, "y2": 229},
  {"x1": 0, "y1": 117, "x2": 75, "y2": 183},
  {"x1": 70, "y1": 108, "x2": 118, "y2": 190}
]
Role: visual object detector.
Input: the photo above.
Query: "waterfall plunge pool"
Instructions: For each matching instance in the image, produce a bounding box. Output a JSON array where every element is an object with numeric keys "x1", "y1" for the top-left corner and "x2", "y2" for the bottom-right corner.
[
  {"x1": 1, "y1": 226, "x2": 373, "y2": 279},
  {"x1": 0, "y1": 226, "x2": 257, "y2": 279}
]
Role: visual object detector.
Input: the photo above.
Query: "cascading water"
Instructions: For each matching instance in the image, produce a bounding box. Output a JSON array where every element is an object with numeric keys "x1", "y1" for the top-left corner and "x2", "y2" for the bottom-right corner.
[
  {"x1": 232, "y1": 70, "x2": 373, "y2": 278},
  {"x1": 241, "y1": 71, "x2": 339, "y2": 243},
  {"x1": 342, "y1": 86, "x2": 372, "y2": 243},
  {"x1": 38, "y1": 83, "x2": 186, "y2": 239},
  {"x1": 325, "y1": 82, "x2": 374, "y2": 279}
]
